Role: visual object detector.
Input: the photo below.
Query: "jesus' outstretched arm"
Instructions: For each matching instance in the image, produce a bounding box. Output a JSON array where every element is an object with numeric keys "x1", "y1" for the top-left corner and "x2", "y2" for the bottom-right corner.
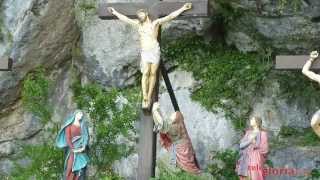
[
  {"x1": 302, "y1": 51, "x2": 320, "y2": 82},
  {"x1": 153, "y1": 3, "x2": 192, "y2": 25},
  {"x1": 108, "y1": 7, "x2": 139, "y2": 26}
]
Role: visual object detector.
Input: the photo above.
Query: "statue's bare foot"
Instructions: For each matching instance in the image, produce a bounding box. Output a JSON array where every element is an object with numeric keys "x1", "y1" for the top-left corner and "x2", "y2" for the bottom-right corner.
[
  {"x1": 142, "y1": 98, "x2": 149, "y2": 109},
  {"x1": 142, "y1": 99, "x2": 152, "y2": 110},
  {"x1": 142, "y1": 100, "x2": 148, "y2": 109},
  {"x1": 147, "y1": 99, "x2": 152, "y2": 110}
]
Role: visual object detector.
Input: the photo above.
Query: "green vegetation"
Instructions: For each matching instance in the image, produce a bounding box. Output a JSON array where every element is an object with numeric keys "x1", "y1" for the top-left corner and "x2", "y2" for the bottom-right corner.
[
  {"x1": 74, "y1": 0, "x2": 97, "y2": 27},
  {"x1": 72, "y1": 81, "x2": 140, "y2": 178},
  {"x1": 152, "y1": 162, "x2": 207, "y2": 180},
  {"x1": 155, "y1": 170, "x2": 206, "y2": 180},
  {"x1": 214, "y1": 0, "x2": 245, "y2": 24},
  {"x1": 11, "y1": 145, "x2": 64, "y2": 180},
  {"x1": 278, "y1": 126, "x2": 320, "y2": 146},
  {"x1": 207, "y1": 150, "x2": 239, "y2": 179},
  {"x1": 278, "y1": 126, "x2": 300, "y2": 137},
  {"x1": 162, "y1": 35, "x2": 272, "y2": 130},
  {"x1": 277, "y1": 71, "x2": 320, "y2": 112},
  {"x1": 10, "y1": 68, "x2": 63, "y2": 179},
  {"x1": 278, "y1": 0, "x2": 302, "y2": 13},
  {"x1": 78, "y1": 1, "x2": 96, "y2": 11},
  {"x1": 21, "y1": 68, "x2": 52, "y2": 124},
  {"x1": 309, "y1": 169, "x2": 320, "y2": 179},
  {"x1": 15, "y1": 67, "x2": 140, "y2": 179}
]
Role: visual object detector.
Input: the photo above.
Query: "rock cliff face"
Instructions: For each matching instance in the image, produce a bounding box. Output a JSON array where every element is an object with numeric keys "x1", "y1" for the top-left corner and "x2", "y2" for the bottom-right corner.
[
  {"x1": 0, "y1": 0, "x2": 319, "y2": 179},
  {"x1": 0, "y1": 0, "x2": 79, "y2": 176},
  {"x1": 223, "y1": 0, "x2": 320, "y2": 53}
]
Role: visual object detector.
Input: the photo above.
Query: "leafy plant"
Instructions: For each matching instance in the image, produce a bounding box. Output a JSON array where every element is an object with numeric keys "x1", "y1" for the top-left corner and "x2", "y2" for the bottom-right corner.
[
  {"x1": 21, "y1": 68, "x2": 52, "y2": 124},
  {"x1": 207, "y1": 150, "x2": 239, "y2": 179},
  {"x1": 214, "y1": 0, "x2": 245, "y2": 25},
  {"x1": 278, "y1": 126, "x2": 320, "y2": 146},
  {"x1": 162, "y1": 35, "x2": 272, "y2": 130},
  {"x1": 11, "y1": 144, "x2": 64, "y2": 180},
  {"x1": 277, "y1": 71, "x2": 320, "y2": 112},
  {"x1": 72, "y1": 82, "x2": 140, "y2": 178},
  {"x1": 279, "y1": 126, "x2": 300, "y2": 137},
  {"x1": 308, "y1": 169, "x2": 320, "y2": 179},
  {"x1": 153, "y1": 163, "x2": 207, "y2": 180},
  {"x1": 15, "y1": 75, "x2": 140, "y2": 179},
  {"x1": 299, "y1": 128, "x2": 320, "y2": 146},
  {"x1": 278, "y1": 0, "x2": 302, "y2": 13}
]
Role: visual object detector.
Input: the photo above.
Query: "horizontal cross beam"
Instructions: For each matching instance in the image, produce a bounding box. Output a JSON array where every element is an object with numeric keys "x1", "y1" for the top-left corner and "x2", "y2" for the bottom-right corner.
[
  {"x1": 275, "y1": 55, "x2": 320, "y2": 70},
  {"x1": 98, "y1": 0, "x2": 209, "y2": 20},
  {"x1": 0, "y1": 56, "x2": 13, "y2": 71}
]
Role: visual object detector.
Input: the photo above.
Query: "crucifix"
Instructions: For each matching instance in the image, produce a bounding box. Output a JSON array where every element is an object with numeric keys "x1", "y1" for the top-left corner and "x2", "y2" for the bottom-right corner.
[
  {"x1": 98, "y1": 1, "x2": 209, "y2": 179},
  {"x1": 276, "y1": 51, "x2": 320, "y2": 138},
  {"x1": 0, "y1": 56, "x2": 13, "y2": 71},
  {"x1": 275, "y1": 54, "x2": 320, "y2": 70}
]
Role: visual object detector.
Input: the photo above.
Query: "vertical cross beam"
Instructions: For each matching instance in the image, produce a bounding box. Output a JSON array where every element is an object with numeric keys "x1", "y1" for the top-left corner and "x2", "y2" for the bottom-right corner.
[
  {"x1": 137, "y1": 28, "x2": 161, "y2": 179},
  {"x1": 0, "y1": 56, "x2": 13, "y2": 71},
  {"x1": 98, "y1": 1, "x2": 209, "y2": 179}
]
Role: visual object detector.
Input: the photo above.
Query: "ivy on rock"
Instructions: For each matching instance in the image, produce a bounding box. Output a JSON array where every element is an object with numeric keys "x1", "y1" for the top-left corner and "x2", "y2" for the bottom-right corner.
[{"x1": 162, "y1": 35, "x2": 272, "y2": 130}]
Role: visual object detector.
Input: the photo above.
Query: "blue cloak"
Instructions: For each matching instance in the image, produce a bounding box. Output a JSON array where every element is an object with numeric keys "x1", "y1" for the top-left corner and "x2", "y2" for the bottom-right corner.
[{"x1": 56, "y1": 110, "x2": 90, "y2": 175}]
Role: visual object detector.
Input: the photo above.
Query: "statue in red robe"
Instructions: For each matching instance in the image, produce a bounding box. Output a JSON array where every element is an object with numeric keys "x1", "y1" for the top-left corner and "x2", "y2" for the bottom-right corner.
[
  {"x1": 152, "y1": 102, "x2": 201, "y2": 174},
  {"x1": 236, "y1": 116, "x2": 269, "y2": 180}
]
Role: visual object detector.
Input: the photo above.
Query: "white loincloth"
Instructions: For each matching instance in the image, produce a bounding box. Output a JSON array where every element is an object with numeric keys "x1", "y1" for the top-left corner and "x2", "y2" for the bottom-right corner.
[{"x1": 140, "y1": 45, "x2": 160, "y2": 73}]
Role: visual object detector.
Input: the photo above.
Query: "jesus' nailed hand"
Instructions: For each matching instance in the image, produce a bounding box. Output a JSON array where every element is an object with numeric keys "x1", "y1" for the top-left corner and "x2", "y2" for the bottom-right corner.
[{"x1": 107, "y1": 3, "x2": 192, "y2": 110}]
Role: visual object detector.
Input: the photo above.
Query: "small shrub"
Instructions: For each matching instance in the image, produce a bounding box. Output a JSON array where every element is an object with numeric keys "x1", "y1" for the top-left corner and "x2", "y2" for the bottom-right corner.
[
  {"x1": 21, "y1": 68, "x2": 52, "y2": 124},
  {"x1": 207, "y1": 150, "x2": 239, "y2": 179},
  {"x1": 72, "y1": 81, "x2": 140, "y2": 178}
]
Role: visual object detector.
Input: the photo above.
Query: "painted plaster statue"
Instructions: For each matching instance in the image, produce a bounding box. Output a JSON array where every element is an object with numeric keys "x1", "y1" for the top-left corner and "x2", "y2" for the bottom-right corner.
[
  {"x1": 152, "y1": 102, "x2": 201, "y2": 174},
  {"x1": 56, "y1": 110, "x2": 90, "y2": 180},
  {"x1": 236, "y1": 116, "x2": 269, "y2": 180},
  {"x1": 108, "y1": 3, "x2": 192, "y2": 109},
  {"x1": 302, "y1": 51, "x2": 320, "y2": 138}
]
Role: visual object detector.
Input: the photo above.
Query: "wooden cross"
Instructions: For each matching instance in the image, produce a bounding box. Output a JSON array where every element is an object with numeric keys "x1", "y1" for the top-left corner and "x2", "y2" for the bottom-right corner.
[
  {"x1": 98, "y1": 1, "x2": 209, "y2": 179},
  {"x1": 98, "y1": 1, "x2": 208, "y2": 20},
  {"x1": 0, "y1": 56, "x2": 13, "y2": 71},
  {"x1": 275, "y1": 55, "x2": 320, "y2": 69}
]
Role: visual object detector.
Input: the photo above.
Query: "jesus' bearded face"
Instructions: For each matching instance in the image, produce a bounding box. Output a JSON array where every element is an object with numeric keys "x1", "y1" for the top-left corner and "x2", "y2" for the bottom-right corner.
[{"x1": 137, "y1": 10, "x2": 148, "y2": 22}]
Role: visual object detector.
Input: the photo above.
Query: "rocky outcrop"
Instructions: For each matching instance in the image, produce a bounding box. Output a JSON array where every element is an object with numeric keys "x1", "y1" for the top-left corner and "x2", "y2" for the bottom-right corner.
[
  {"x1": 222, "y1": 0, "x2": 320, "y2": 53},
  {"x1": 267, "y1": 146, "x2": 320, "y2": 180},
  {"x1": 0, "y1": 61, "x2": 77, "y2": 175},
  {"x1": 0, "y1": 0, "x2": 320, "y2": 179},
  {"x1": 75, "y1": 0, "x2": 209, "y2": 88},
  {"x1": 0, "y1": 0, "x2": 79, "y2": 110}
]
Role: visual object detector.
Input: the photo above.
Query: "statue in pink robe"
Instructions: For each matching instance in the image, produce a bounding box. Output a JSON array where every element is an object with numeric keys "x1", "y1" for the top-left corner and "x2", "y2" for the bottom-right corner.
[
  {"x1": 236, "y1": 117, "x2": 269, "y2": 180},
  {"x1": 152, "y1": 102, "x2": 201, "y2": 174}
]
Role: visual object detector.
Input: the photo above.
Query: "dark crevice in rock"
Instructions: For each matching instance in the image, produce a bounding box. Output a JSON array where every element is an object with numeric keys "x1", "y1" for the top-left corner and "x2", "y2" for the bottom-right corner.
[
  {"x1": 0, "y1": 0, "x2": 5, "y2": 42},
  {"x1": 302, "y1": 0, "x2": 311, "y2": 6},
  {"x1": 20, "y1": 128, "x2": 43, "y2": 141},
  {"x1": 0, "y1": 139, "x2": 13, "y2": 145},
  {"x1": 256, "y1": 0, "x2": 262, "y2": 15},
  {"x1": 31, "y1": 0, "x2": 49, "y2": 16},
  {"x1": 311, "y1": 16, "x2": 320, "y2": 22}
]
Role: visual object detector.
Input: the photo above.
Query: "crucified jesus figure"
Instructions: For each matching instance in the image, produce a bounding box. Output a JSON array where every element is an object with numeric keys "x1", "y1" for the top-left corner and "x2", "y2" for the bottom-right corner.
[
  {"x1": 108, "y1": 3, "x2": 192, "y2": 109},
  {"x1": 302, "y1": 51, "x2": 320, "y2": 137}
]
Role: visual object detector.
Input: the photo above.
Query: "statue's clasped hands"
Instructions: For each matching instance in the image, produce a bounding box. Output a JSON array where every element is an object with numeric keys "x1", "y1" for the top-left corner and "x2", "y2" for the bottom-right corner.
[
  {"x1": 248, "y1": 133, "x2": 257, "y2": 144},
  {"x1": 73, "y1": 146, "x2": 85, "y2": 153}
]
